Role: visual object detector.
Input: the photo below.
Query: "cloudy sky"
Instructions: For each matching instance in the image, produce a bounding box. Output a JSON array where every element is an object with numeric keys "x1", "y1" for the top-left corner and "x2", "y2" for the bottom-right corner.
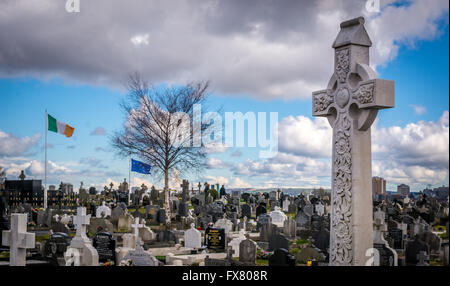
[{"x1": 0, "y1": 0, "x2": 448, "y2": 192}]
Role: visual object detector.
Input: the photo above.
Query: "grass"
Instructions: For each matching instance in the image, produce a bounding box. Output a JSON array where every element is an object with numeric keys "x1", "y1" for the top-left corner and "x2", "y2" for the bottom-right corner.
[
  {"x1": 290, "y1": 248, "x2": 301, "y2": 255},
  {"x1": 295, "y1": 239, "x2": 308, "y2": 246},
  {"x1": 35, "y1": 234, "x2": 50, "y2": 243},
  {"x1": 439, "y1": 233, "x2": 448, "y2": 239},
  {"x1": 0, "y1": 251, "x2": 9, "y2": 259},
  {"x1": 256, "y1": 259, "x2": 269, "y2": 266}
]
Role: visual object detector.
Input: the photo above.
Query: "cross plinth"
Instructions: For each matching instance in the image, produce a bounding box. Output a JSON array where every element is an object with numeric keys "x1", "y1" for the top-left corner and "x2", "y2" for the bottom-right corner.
[
  {"x1": 2, "y1": 213, "x2": 35, "y2": 266},
  {"x1": 312, "y1": 17, "x2": 395, "y2": 266},
  {"x1": 132, "y1": 216, "x2": 144, "y2": 248},
  {"x1": 71, "y1": 207, "x2": 91, "y2": 247}
]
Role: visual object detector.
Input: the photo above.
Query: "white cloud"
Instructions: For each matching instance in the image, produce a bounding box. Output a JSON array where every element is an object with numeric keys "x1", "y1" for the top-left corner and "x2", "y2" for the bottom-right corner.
[
  {"x1": 0, "y1": 0, "x2": 447, "y2": 100},
  {"x1": 90, "y1": 127, "x2": 107, "y2": 136},
  {"x1": 130, "y1": 34, "x2": 150, "y2": 46},
  {"x1": 410, "y1": 104, "x2": 427, "y2": 115},
  {"x1": 204, "y1": 142, "x2": 230, "y2": 154},
  {"x1": 372, "y1": 111, "x2": 449, "y2": 169},
  {"x1": 0, "y1": 129, "x2": 41, "y2": 156},
  {"x1": 277, "y1": 115, "x2": 332, "y2": 158}
]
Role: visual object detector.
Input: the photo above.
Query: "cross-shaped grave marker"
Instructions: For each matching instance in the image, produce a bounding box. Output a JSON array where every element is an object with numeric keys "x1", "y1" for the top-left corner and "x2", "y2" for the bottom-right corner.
[
  {"x1": 2, "y1": 213, "x2": 35, "y2": 266},
  {"x1": 312, "y1": 16, "x2": 394, "y2": 266}
]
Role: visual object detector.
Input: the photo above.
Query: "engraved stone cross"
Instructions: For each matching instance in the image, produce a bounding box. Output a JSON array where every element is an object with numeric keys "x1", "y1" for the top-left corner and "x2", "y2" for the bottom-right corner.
[
  {"x1": 312, "y1": 17, "x2": 395, "y2": 266},
  {"x1": 2, "y1": 213, "x2": 35, "y2": 266}
]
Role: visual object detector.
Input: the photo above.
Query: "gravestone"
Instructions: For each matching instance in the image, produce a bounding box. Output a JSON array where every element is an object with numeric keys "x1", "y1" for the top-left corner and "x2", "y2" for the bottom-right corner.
[
  {"x1": 256, "y1": 213, "x2": 272, "y2": 231},
  {"x1": 123, "y1": 241, "x2": 160, "y2": 266},
  {"x1": 93, "y1": 231, "x2": 116, "y2": 263},
  {"x1": 229, "y1": 230, "x2": 246, "y2": 258},
  {"x1": 96, "y1": 201, "x2": 111, "y2": 218},
  {"x1": 184, "y1": 223, "x2": 201, "y2": 249},
  {"x1": 296, "y1": 246, "x2": 326, "y2": 264},
  {"x1": 205, "y1": 227, "x2": 226, "y2": 252},
  {"x1": 295, "y1": 211, "x2": 310, "y2": 229},
  {"x1": 89, "y1": 217, "x2": 114, "y2": 234},
  {"x1": 157, "y1": 208, "x2": 166, "y2": 224},
  {"x1": 405, "y1": 236, "x2": 429, "y2": 266},
  {"x1": 239, "y1": 238, "x2": 257, "y2": 264},
  {"x1": 389, "y1": 229, "x2": 403, "y2": 250},
  {"x1": 64, "y1": 207, "x2": 99, "y2": 266},
  {"x1": 416, "y1": 251, "x2": 429, "y2": 266},
  {"x1": 2, "y1": 213, "x2": 35, "y2": 266},
  {"x1": 314, "y1": 227, "x2": 330, "y2": 255},
  {"x1": 268, "y1": 248, "x2": 295, "y2": 266},
  {"x1": 269, "y1": 208, "x2": 287, "y2": 228},
  {"x1": 312, "y1": 16, "x2": 395, "y2": 265},
  {"x1": 260, "y1": 223, "x2": 279, "y2": 242},
  {"x1": 52, "y1": 221, "x2": 70, "y2": 235},
  {"x1": 283, "y1": 218, "x2": 297, "y2": 239},
  {"x1": 214, "y1": 217, "x2": 233, "y2": 234},
  {"x1": 373, "y1": 208, "x2": 398, "y2": 266},
  {"x1": 43, "y1": 232, "x2": 71, "y2": 266},
  {"x1": 178, "y1": 180, "x2": 190, "y2": 217},
  {"x1": 111, "y1": 206, "x2": 124, "y2": 221},
  {"x1": 269, "y1": 233, "x2": 290, "y2": 251},
  {"x1": 256, "y1": 204, "x2": 267, "y2": 218},
  {"x1": 0, "y1": 195, "x2": 9, "y2": 246},
  {"x1": 118, "y1": 213, "x2": 133, "y2": 232},
  {"x1": 241, "y1": 204, "x2": 252, "y2": 219}
]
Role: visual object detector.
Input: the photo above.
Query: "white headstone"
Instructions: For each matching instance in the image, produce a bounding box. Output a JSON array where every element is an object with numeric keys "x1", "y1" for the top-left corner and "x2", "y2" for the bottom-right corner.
[
  {"x1": 96, "y1": 201, "x2": 111, "y2": 218},
  {"x1": 316, "y1": 202, "x2": 325, "y2": 216},
  {"x1": 214, "y1": 218, "x2": 233, "y2": 234},
  {"x1": 229, "y1": 230, "x2": 246, "y2": 258},
  {"x1": 312, "y1": 17, "x2": 395, "y2": 266},
  {"x1": 269, "y1": 209, "x2": 287, "y2": 228},
  {"x1": 65, "y1": 207, "x2": 99, "y2": 266},
  {"x1": 2, "y1": 213, "x2": 35, "y2": 266},
  {"x1": 184, "y1": 223, "x2": 201, "y2": 249}
]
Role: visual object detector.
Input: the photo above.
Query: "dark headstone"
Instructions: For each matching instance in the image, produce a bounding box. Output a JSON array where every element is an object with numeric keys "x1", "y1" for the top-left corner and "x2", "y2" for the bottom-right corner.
[
  {"x1": 241, "y1": 204, "x2": 252, "y2": 219},
  {"x1": 269, "y1": 248, "x2": 295, "y2": 266},
  {"x1": 374, "y1": 243, "x2": 396, "y2": 266},
  {"x1": 43, "y1": 232, "x2": 71, "y2": 266},
  {"x1": 269, "y1": 233, "x2": 290, "y2": 251},
  {"x1": 205, "y1": 227, "x2": 226, "y2": 252},
  {"x1": 405, "y1": 236, "x2": 429, "y2": 266},
  {"x1": 93, "y1": 231, "x2": 116, "y2": 263}
]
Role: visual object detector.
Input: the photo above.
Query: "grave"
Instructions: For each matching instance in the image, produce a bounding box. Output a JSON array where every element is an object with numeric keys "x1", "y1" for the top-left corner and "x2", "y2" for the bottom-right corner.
[
  {"x1": 2, "y1": 213, "x2": 35, "y2": 266},
  {"x1": 312, "y1": 16, "x2": 395, "y2": 265}
]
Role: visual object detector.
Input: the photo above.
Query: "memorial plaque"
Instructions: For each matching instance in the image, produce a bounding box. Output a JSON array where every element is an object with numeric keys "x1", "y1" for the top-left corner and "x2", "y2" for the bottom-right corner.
[
  {"x1": 205, "y1": 227, "x2": 226, "y2": 252},
  {"x1": 93, "y1": 231, "x2": 116, "y2": 263}
]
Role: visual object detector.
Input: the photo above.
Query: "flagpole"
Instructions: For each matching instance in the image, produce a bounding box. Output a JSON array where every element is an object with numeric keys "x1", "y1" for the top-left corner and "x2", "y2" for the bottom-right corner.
[
  {"x1": 44, "y1": 110, "x2": 48, "y2": 209},
  {"x1": 128, "y1": 154, "x2": 131, "y2": 204}
]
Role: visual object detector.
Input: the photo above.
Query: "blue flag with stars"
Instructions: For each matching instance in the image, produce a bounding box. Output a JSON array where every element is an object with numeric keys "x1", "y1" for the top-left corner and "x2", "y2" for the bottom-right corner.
[{"x1": 131, "y1": 159, "x2": 152, "y2": 174}]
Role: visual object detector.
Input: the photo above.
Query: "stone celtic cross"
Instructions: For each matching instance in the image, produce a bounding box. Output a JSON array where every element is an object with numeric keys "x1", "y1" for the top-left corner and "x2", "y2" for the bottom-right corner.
[
  {"x1": 2, "y1": 213, "x2": 35, "y2": 266},
  {"x1": 312, "y1": 17, "x2": 395, "y2": 266}
]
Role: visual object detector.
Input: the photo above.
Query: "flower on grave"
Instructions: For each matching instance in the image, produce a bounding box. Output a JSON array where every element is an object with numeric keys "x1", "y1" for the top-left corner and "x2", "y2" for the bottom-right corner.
[
  {"x1": 119, "y1": 259, "x2": 132, "y2": 266},
  {"x1": 97, "y1": 225, "x2": 104, "y2": 232},
  {"x1": 307, "y1": 260, "x2": 312, "y2": 266}
]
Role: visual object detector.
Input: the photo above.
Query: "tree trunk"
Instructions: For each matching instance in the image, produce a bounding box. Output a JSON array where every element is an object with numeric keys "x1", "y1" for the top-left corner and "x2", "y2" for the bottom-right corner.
[{"x1": 164, "y1": 167, "x2": 171, "y2": 227}]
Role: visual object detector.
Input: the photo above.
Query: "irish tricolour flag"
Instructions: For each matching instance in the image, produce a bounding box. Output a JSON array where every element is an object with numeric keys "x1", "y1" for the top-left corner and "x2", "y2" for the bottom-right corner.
[{"x1": 47, "y1": 114, "x2": 74, "y2": 137}]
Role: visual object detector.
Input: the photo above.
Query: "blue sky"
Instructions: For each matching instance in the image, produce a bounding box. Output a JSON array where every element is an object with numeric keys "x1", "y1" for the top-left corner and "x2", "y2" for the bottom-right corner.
[{"x1": 0, "y1": 0, "x2": 448, "y2": 192}]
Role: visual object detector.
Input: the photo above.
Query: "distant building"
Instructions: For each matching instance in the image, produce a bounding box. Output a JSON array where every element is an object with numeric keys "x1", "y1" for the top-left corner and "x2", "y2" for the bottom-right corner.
[
  {"x1": 2, "y1": 171, "x2": 44, "y2": 207},
  {"x1": 397, "y1": 184, "x2": 410, "y2": 198},
  {"x1": 372, "y1": 177, "x2": 386, "y2": 196}
]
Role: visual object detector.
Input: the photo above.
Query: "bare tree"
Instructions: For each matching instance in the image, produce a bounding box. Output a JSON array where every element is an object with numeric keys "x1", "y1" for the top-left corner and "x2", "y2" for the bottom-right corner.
[
  {"x1": 111, "y1": 73, "x2": 212, "y2": 225},
  {"x1": 0, "y1": 166, "x2": 5, "y2": 185}
]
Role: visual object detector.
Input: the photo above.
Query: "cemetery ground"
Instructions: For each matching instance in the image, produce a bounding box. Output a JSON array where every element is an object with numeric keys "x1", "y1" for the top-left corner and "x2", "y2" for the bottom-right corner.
[{"x1": 1, "y1": 181, "x2": 449, "y2": 268}]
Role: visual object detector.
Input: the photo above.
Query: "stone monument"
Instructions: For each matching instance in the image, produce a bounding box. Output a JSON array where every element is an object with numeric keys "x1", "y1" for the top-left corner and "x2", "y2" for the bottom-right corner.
[{"x1": 312, "y1": 17, "x2": 395, "y2": 266}]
